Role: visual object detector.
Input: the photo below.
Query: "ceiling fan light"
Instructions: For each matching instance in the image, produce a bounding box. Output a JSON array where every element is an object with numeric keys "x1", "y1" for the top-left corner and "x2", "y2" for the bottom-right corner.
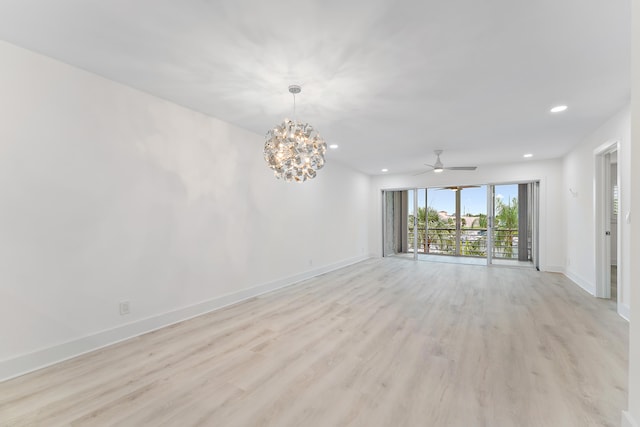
[
  {"x1": 433, "y1": 167, "x2": 444, "y2": 173},
  {"x1": 550, "y1": 105, "x2": 568, "y2": 113}
]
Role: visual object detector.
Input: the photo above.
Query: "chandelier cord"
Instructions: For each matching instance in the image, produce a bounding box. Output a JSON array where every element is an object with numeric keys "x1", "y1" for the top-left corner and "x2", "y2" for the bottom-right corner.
[{"x1": 292, "y1": 92, "x2": 296, "y2": 119}]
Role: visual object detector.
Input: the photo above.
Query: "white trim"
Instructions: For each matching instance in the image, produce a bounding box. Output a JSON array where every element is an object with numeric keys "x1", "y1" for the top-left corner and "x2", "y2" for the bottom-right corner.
[
  {"x1": 487, "y1": 185, "x2": 494, "y2": 266},
  {"x1": 564, "y1": 270, "x2": 596, "y2": 296},
  {"x1": 622, "y1": 411, "x2": 639, "y2": 427},
  {"x1": 542, "y1": 265, "x2": 564, "y2": 273},
  {"x1": 381, "y1": 190, "x2": 388, "y2": 257},
  {"x1": 413, "y1": 188, "x2": 418, "y2": 260},
  {"x1": 618, "y1": 303, "x2": 630, "y2": 321},
  {"x1": 0, "y1": 255, "x2": 369, "y2": 382}
]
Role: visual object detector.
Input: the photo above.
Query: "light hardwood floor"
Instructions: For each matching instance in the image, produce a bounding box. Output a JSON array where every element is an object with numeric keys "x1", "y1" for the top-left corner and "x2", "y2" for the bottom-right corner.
[{"x1": 0, "y1": 259, "x2": 628, "y2": 427}]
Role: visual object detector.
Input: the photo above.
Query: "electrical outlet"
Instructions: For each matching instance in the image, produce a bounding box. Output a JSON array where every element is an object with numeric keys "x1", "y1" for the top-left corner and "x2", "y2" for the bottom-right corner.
[{"x1": 119, "y1": 301, "x2": 130, "y2": 315}]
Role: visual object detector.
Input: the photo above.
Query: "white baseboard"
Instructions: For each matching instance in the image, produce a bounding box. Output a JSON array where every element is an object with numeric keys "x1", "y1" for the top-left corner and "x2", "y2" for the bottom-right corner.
[
  {"x1": 542, "y1": 265, "x2": 564, "y2": 273},
  {"x1": 564, "y1": 269, "x2": 596, "y2": 296},
  {"x1": 0, "y1": 255, "x2": 369, "y2": 382},
  {"x1": 623, "y1": 411, "x2": 639, "y2": 427},
  {"x1": 618, "y1": 303, "x2": 631, "y2": 321}
]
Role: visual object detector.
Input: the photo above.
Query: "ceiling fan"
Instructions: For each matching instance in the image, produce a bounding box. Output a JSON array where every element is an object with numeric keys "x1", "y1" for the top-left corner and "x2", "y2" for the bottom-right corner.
[
  {"x1": 437, "y1": 185, "x2": 481, "y2": 191},
  {"x1": 421, "y1": 150, "x2": 478, "y2": 174}
]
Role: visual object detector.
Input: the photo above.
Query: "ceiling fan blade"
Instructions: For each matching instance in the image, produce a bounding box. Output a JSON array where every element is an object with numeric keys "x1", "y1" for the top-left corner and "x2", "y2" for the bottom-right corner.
[
  {"x1": 445, "y1": 166, "x2": 477, "y2": 171},
  {"x1": 423, "y1": 164, "x2": 435, "y2": 168},
  {"x1": 413, "y1": 170, "x2": 430, "y2": 176},
  {"x1": 437, "y1": 185, "x2": 482, "y2": 191}
]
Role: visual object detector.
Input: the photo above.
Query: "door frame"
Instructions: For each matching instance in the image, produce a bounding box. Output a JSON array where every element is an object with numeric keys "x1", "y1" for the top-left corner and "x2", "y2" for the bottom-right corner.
[
  {"x1": 486, "y1": 185, "x2": 494, "y2": 265},
  {"x1": 594, "y1": 140, "x2": 620, "y2": 299},
  {"x1": 486, "y1": 181, "x2": 540, "y2": 267}
]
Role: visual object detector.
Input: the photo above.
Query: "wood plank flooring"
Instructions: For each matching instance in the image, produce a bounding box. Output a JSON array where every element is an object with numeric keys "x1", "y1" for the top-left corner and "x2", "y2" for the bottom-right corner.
[{"x1": 0, "y1": 258, "x2": 629, "y2": 427}]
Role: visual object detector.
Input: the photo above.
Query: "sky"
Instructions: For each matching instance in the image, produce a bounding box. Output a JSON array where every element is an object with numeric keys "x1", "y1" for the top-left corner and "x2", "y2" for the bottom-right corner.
[{"x1": 409, "y1": 184, "x2": 520, "y2": 216}]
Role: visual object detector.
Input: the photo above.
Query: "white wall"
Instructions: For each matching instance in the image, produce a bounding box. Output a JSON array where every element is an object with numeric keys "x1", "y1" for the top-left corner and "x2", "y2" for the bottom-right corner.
[
  {"x1": 368, "y1": 159, "x2": 565, "y2": 272},
  {"x1": 562, "y1": 106, "x2": 631, "y2": 316},
  {"x1": 0, "y1": 40, "x2": 370, "y2": 380},
  {"x1": 624, "y1": 1, "x2": 640, "y2": 426}
]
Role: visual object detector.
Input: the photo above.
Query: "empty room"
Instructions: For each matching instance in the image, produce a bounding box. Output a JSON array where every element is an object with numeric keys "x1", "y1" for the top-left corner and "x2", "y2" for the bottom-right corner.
[{"x1": 1, "y1": 1, "x2": 639, "y2": 426}]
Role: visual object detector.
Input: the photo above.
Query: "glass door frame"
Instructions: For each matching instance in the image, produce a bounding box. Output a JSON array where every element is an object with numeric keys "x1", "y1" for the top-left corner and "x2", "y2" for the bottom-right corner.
[
  {"x1": 411, "y1": 188, "x2": 418, "y2": 260},
  {"x1": 486, "y1": 180, "x2": 540, "y2": 268},
  {"x1": 487, "y1": 185, "x2": 495, "y2": 265}
]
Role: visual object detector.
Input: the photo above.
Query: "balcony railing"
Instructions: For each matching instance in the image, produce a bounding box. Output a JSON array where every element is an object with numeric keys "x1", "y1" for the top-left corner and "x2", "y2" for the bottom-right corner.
[{"x1": 408, "y1": 227, "x2": 520, "y2": 259}]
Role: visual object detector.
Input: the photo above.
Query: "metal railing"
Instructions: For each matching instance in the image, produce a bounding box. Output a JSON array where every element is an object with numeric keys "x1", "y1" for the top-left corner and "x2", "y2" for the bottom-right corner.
[{"x1": 408, "y1": 227, "x2": 520, "y2": 259}]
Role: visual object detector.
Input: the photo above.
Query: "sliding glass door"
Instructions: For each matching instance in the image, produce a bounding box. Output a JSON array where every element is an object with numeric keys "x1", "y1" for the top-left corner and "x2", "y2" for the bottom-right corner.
[
  {"x1": 487, "y1": 182, "x2": 539, "y2": 268},
  {"x1": 491, "y1": 184, "x2": 519, "y2": 261},
  {"x1": 424, "y1": 185, "x2": 487, "y2": 258},
  {"x1": 383, "y1": 181, "x2": 538, "y2": 268}
]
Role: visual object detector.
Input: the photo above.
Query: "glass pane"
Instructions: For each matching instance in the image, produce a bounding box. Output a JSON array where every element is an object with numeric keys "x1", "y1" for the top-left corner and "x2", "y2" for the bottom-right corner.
[
  {"x1": 407, "y1": 190, "x2": 415, "y2": 253},
  {"x1": 416, "y1": 189, "x2": 427, "y2": 253},
  {"x1": 459, "y1": 186, "x2": 487, "y2": 257},
  {"x1": 493, "y1": 184, "x2": 519, "y2": 260},
  {"x1": 426, "y1": 188, "x2": 456, "y2": 255}
]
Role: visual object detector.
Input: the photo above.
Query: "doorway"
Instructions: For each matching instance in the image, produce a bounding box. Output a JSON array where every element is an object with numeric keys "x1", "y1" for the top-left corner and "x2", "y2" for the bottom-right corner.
[
  {"x1": 594, "y1": 142, "x2": 620, "y2": 301},
  {"x1": 610, "y1": 153, "x2": 618, "y2": 300}
]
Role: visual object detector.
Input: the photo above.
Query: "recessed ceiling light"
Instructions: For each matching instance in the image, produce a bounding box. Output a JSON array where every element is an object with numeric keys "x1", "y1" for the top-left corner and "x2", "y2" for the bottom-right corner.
[
  {"x1": 550, "y1": 105, "x2": 568, "y2": 113},
  {"x1": 329, "y1": 144, "x2": 339, "y2": 149},
  {"x1": 381, "y1": 168, "x2": 388, "y2": 172},
  {"x1": 523, "y1": 153, "x2": 533, "y2": 158}
]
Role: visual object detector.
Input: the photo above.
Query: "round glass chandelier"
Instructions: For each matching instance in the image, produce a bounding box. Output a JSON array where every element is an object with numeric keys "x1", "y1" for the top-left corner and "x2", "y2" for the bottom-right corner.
[{"x1": 264, "y1": 85, "x2": 327, "y2": 182}]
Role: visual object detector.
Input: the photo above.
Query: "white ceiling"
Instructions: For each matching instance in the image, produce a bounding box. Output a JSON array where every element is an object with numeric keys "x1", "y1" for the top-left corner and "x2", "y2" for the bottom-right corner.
[{"x1": 0, "y1": 0, "x2": 630, "y2": 175}]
